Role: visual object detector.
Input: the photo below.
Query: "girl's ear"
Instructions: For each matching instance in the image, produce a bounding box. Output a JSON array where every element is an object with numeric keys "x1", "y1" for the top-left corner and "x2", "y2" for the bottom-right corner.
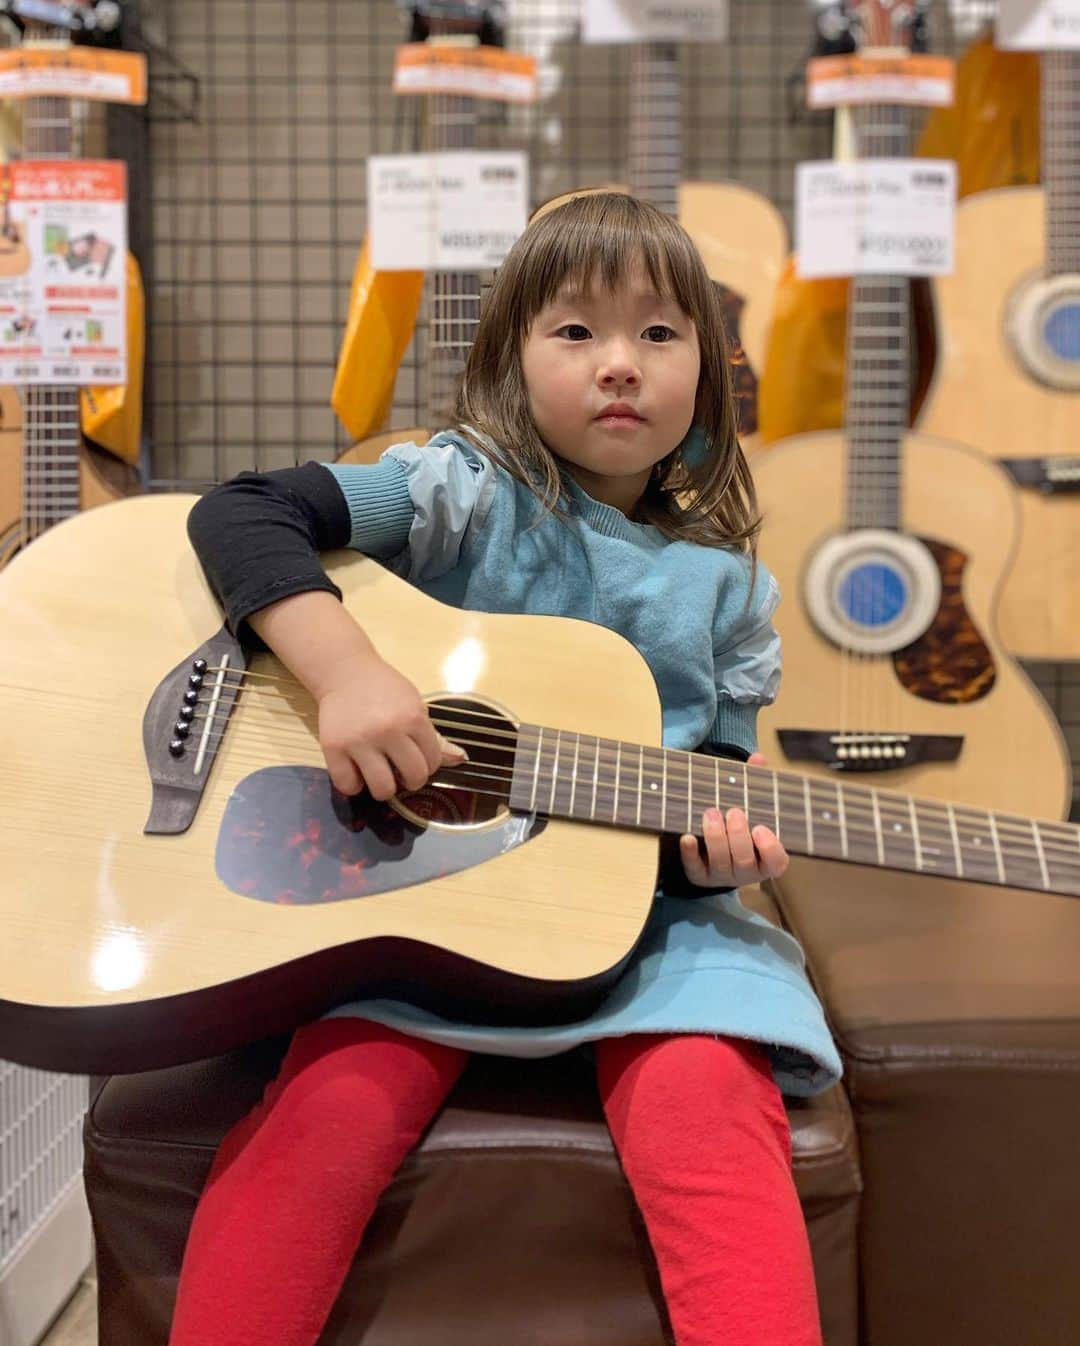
[{"x1": 676, "y1": 424, "x2": 709, "y2": 468}]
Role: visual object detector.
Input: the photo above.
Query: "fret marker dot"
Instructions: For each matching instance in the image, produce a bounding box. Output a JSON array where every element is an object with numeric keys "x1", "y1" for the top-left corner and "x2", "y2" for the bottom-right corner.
[
  {"x1": 893, "y1": 823, "x2": 903, "y2": 832},
  {"x1": 649, "y1": 781, "x2": 658, "y2": 791},
  {"x1": 823, "y1": 811, "x2": 832, "y2": 821},
  {"x1": 728, "y1": 776, "x2": 737, "y2": 785},
  {"x1": 972, "y1": 837, "x2": 981, "y2": 845}
]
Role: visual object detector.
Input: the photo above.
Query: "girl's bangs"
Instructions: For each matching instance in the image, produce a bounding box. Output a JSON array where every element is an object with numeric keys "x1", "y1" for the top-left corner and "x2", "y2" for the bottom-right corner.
[{"x1": 517, "y1": 199, "x2": 700, "y2": 332}]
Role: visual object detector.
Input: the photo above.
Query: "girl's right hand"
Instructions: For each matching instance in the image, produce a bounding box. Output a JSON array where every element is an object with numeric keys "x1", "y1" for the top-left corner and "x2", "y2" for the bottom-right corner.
[{"x1": 315, "y1": 650, "x2": 467, "y2": 799}]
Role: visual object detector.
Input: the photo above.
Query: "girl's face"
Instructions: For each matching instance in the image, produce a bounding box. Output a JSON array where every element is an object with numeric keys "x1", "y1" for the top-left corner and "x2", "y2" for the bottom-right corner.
[{"x1": 519, "y1": 262, "x2": 700, "y2": 513}]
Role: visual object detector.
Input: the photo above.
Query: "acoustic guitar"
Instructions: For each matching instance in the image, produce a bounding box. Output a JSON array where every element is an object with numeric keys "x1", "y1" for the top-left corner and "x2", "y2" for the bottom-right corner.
[
  {"x1": 0, "y1": 0, "x2": 140, "y2": 570},
  {"x1": 543, "y1": 34, "x2": 788, "y2": 450},
  {"x1": 335, "y1": 0, "x2": 500, "y2": 465},
  {"x1": 750, "y1": 0, "x2": 1071, "y2": 818},
  {"x1": 618, "y1": 38, "x2": 787, "y2": 451},
  {"x1": 339, "y1": 5, "x2": 788, "y2": 462},
  {"x1": 1, "y1": 493, "x2": 1078, "y2": 1077},
  {"x1": 917, "y1": 46, "x2": 1080, "y2": 659}
]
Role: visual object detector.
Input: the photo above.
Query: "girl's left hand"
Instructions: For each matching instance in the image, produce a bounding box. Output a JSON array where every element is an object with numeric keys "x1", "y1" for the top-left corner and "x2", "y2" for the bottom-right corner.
[{"x1": 679, "y1": 752, "x2": 790, "y2": 888}]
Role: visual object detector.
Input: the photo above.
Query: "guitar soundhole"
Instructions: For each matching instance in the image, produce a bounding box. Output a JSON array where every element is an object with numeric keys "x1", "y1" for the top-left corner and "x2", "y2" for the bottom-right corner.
[
  {"x1": 1043, "y1": 304, "x2": 1080, "y2": 363},
  {"x1": 838, "y1": 563, "x2": 907, "y2": 628},
  {"x1": 393, "y1": 695, "x2": 515, "y2": 831},
  {"x1": 214, "y1": 697, "x2": 538, "y2": 907}
]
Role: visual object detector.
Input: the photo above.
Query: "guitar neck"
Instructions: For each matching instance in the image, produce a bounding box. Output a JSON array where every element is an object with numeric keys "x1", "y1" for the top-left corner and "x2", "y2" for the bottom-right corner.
[
  {"x1": 628, "y1": 42, "x2": 680, "y2": 215},
  {"x1": 509, "y1": 726, "x2": 1080, "y2": 898},
  {"x1": 1042, "y1": 49, "x2": 1080, "y2": 276},
  {"x1": 19, "y1": 33, "x2": 81, "y2": 543},
  {"x1": 425, "y1": 30, "x2": 482, "y2": 427},
  {"x1": 22, "y1": 386, "x2": 82, "y2": 538},
  {"x1": 844, "y1": 100, "x2": 911, "y2": 532}
]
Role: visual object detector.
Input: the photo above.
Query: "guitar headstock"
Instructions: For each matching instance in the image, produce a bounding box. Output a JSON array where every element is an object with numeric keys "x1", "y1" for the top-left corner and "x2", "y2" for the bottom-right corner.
[
  {"x1": 402, "y1": 0, "x2": 505, "y2": 48},
  {"x1": 0, "y1": 0, "x2": 123, "y2": 37},
  {"x1": 810, "y1": 0, "x2": 928, "y2": 56}
]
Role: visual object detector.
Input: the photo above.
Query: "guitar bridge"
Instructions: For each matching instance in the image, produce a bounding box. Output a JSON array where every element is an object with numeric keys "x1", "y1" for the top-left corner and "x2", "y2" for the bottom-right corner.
[
  {"x1": 777, "y1": 730, "x2": 963, "y2": 772},
  {"x1": 999, "y1": 457, "x2": 1080, "y2": 495},
  {"x1": 142, "y1": 626, "x2": 247, "y2": 835}
]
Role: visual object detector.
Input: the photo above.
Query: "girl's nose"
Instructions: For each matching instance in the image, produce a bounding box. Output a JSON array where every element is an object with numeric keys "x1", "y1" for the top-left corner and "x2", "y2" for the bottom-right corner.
[{"x1": 597, "y1": 341, "x2": 641, "y2": 387}]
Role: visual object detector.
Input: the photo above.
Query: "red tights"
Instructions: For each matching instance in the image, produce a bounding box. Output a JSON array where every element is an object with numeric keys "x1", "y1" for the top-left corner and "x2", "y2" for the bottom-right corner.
[{"x1": 168, "y1": 1019, "x2": 821, "y2": 1346}]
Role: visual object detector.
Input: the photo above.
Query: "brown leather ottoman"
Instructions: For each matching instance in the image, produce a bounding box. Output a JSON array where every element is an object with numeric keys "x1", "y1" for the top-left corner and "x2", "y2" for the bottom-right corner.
[
  {"x1": 83, "y1": 888, "x2": 861, "y2": 1346},
  {"x1": 769, "y1": 856, "x2": 1080, "y2": 1346}
]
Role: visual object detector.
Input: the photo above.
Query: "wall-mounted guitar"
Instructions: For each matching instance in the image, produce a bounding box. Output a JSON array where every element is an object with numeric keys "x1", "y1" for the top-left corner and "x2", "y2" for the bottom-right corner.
[
  {"x1": 633, "y1": 41, "x2": 788, "y2": 450},
  {"x1": 918, "y1": 39, "x2": 1080, "y2": 659},
  {"x1": 0, "y1": 0, "x2": 140, "y2": 570},
  {"x1": 546, "y1": 31, "x2": 788, "y2": 450},
  {"x1": 751, "y1": 0, "x2": 1071, "y2": 822},
  {"x1": 336, "y1": 0, "x2": 502, "y2": 465}
]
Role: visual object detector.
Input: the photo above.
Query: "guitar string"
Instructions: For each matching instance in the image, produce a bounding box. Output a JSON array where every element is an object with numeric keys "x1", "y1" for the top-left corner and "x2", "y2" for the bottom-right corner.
[
  {"x1": 187, "y1": 677, "x2": 1080, "y2": 847},
  {"x1": 180, "y1": 699, "x2": 1080, "y2": 869},
  {"x1": 185, "y1": 724, "x2": 1077, "y2": 877},
  {"x1": 186, "y1": 734, "x2": 1080, "y2": 883},
  {"x1": 184, "y1": 685, "x2": 1080, "y2": 852},
  {"x1": 195, "y1": 664, "x2": 1076, "y2": 843}
]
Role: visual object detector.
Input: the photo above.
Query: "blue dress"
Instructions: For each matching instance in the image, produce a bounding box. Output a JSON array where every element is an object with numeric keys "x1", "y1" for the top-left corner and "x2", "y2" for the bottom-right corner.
[{"x1": 320, "y1": 433, "x2": 842, "y2": 1097}]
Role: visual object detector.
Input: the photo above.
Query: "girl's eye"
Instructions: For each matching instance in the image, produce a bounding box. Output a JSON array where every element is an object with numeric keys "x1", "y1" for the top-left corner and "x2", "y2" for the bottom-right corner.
[
  {"x1": 558, "y1": 323, "x2": 591, "y2": 341},
  {"x1": 644, "y1": 325, "x2": 675, "y2": 343}
]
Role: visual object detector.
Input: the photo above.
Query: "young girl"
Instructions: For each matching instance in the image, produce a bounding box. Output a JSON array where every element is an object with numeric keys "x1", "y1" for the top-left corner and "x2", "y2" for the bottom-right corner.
[{"x1": 175, "y1": 192, "x2": 841, "y2": 1346}]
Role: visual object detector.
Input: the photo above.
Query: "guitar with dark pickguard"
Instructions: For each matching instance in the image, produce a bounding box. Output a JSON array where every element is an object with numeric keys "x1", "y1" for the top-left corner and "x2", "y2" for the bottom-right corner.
[
  {"x1": 751, "y1": 0, "x2": 1071, "y2": 810},
  {"x1": 0, "y1": 0, "x2": 140, "y2": 570},
  {"x1": 918, "y1": 35, "x2": 1080, "y2": 660}
]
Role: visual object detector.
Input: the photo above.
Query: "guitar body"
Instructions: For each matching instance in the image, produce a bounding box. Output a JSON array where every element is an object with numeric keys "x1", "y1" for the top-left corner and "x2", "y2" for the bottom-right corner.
[
  {"x1": 678, "y1": 180, "x2": 787, "y2": 451},
  {"x1": 918, "y1": 187, "x2": 1080, "y2": 658},
  {"x1": 752, "y1": 429, "x2": 1071, "y2": 820},
  {"x1": 335, "y1": 423, "x2": 430, "y2": 466},
  {"x1": 0, "y1": 494, "x2": 660, "y2": 1074}
]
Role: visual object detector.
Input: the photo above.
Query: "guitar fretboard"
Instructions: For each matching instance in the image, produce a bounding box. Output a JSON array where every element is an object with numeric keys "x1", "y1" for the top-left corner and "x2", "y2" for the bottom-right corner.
[
  {"x1": 628, "y1": 42, "x2": 680, "y2": 216},
  {"x1": 510, "y1": 725, "x2": 1080, "y2": 897},
  {"x1": 844, "y1": 101, "x2": 912, "y2": 532},
  {"x1": 1042, "y1": 50, "x2": 1080, "y2": 277},
  {"x1": 425, "y1": 26, "x2": 482, "y2": 427},
  {"x1": 19, "y1": 38, "x2": 81, "y2": 545}
]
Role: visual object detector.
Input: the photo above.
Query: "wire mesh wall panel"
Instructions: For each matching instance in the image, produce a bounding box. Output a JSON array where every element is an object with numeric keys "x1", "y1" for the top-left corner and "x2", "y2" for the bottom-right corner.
[{"x1": 146, "y1": 0, "x2": 838, "y2": 486}]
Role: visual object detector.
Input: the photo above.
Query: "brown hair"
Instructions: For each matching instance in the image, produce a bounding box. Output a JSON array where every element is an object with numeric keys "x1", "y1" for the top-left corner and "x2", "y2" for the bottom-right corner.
[{"x1": 455, "y1": 191, "x2": 760, "y2": 553}]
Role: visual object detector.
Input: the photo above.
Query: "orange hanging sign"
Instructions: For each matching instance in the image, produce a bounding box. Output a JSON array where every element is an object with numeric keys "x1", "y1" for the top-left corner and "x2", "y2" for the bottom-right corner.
[
  {"x1": 807, "y1": 54, "x2": 955, "y2": 109},
  {"x1": 0, "y1": 48, "x2": 147, "y2": 105},
  {"x1": 393, "y1": 44, "x2": 538, "y2": 103}
]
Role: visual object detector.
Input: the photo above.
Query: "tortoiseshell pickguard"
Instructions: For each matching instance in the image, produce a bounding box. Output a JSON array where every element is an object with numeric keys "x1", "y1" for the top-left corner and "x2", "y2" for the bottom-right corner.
[
  {"x1": 216, "y1": 766, "x2": 544, "y2": 906},
  {"x1": 892, "y1": 538, "x2": 996, "y2": 704},
  {"x1": 714, "y1": 282, "x2": 758, "y2": 437}
]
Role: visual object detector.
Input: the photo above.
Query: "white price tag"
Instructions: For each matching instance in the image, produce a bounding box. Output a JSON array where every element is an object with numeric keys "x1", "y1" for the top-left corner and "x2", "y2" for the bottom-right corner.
[
  {"x1": 582, "y1": 0, "x2": 728, "y2": 44},
  {"x1": 368, "y1": 152, "x2": 528, "y2": 272},
  {"x1": 997, "y1": 0, "x2": 1080, "y2": 49},
  {"x1": 795, "y1": 159, "x2": 956, "y2": 279}
]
